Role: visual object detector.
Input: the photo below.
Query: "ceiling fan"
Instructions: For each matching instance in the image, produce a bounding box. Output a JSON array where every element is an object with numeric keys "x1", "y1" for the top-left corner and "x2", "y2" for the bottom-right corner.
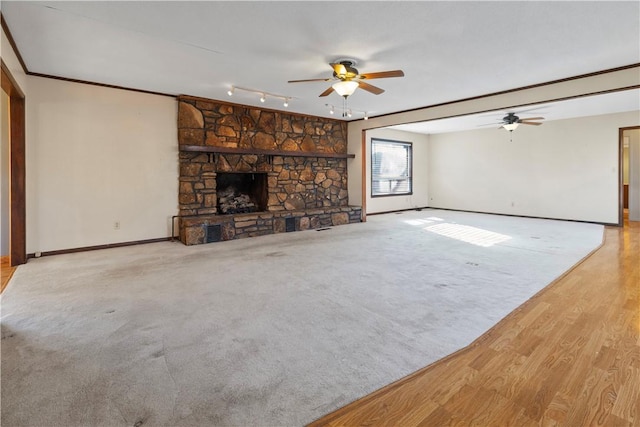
[
  {"x1": 288, "y1": 59, "x2": 405, "y2": 98},
  {"x1": 497, "y1": 113, "x2": 545, "y2": 131}
]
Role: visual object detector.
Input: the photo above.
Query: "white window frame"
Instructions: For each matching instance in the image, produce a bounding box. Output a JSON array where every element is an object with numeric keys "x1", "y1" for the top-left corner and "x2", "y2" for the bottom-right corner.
[{"x1": 371, "y1": 138, "x2": 413, "y2": 197}]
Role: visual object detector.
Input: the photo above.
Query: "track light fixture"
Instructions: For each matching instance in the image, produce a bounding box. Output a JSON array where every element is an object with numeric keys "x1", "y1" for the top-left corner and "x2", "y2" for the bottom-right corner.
[
  {"x1": 325, "y1": 104, "x2": 368, "y2": 119},
  {"x1": 226, "y1": 86, "x2": 292, "y2": 108}
]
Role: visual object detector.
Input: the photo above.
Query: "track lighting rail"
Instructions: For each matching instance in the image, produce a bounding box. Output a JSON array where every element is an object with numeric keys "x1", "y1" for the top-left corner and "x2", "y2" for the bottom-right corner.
[{"x1": 228, "y1": 85, "x2": 292, "y2": 107}]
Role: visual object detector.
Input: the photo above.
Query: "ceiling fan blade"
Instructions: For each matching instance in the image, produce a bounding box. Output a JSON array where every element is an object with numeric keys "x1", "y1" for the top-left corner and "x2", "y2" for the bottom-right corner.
[
  {"x1": 359, "y1": 70, "x2": 405, "y2": 79},
  {"x1": 288, "y1": 78, "x2": 332, "y2": 83},
  {"x1": 319, "y1": 86, "x2": 335, "y2": 97},
  {"x1": 519, "y1": 117, "x2": 544, "y2": 121},
  {"x1": 358, "y1": 81, "x2": 385, "y2": 95},
  {"x1": 520, "y1": 121, "x2": 543, "y2": 126},
  {"x1": 330, "y1": 63, "x2": 347, "y2": 76}
]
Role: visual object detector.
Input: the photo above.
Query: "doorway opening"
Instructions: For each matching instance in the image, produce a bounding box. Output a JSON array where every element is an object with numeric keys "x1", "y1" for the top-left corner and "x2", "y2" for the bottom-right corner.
[
  {"x1": 620, "y1": 126, "x2": 640, "y2": 227},
  {"x1": 1, "y1": 62, "x2": 26, "y2": 266}
]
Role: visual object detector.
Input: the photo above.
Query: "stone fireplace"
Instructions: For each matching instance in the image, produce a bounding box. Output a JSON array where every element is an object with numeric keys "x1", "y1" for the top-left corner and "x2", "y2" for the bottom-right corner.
[{"x1": 177, "y1": 95, "x2": 362, "y2": 245}]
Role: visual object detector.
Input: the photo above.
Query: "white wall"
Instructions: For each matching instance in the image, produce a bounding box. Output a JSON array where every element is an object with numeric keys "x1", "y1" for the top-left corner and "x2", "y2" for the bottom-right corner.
[
  {"x1": 365, "y1": 128, "x2": 429, "y2": 214},
  {"x1": 26, "y1": 76, "x2": 178, "y2": 253},
  {"x1": 626, "y1": 128, "x2": 640, "y2": 221},
  {"x1": 348, "y1": 66, "x2": 640, "y2": 212},
  {"x1": 427, "y1": 112, "x2": 639, "y2": 224},
  {"x1": 1, "y1": 91, "x2": 9, "y2": 256}
]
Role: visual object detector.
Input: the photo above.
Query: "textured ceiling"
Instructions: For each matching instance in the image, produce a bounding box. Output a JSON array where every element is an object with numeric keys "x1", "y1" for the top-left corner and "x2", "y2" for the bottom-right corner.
[{"x1": 2, "y1": 1, "x2": 639, "y2": 122}]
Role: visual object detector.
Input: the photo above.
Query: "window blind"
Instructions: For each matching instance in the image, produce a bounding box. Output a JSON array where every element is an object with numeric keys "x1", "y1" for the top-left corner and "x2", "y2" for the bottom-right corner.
[{"x1": 371, "y1": 139, "x2": 412, "y2": 197}]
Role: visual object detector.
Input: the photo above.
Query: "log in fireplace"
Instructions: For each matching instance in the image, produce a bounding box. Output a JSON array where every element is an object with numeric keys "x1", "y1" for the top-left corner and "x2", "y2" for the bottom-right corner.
[{"x1": 216, "y1": 172, "x2": 268, "y2": 214}]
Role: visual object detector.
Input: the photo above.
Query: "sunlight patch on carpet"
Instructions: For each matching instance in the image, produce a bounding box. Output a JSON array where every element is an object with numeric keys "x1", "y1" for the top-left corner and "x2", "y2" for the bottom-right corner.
[
  {"x1": 424, "y1": 222, "x2": 512, "y2": 247},
  {"x1": 403, "y1": 216, "x2": 444, "y2": 226}
]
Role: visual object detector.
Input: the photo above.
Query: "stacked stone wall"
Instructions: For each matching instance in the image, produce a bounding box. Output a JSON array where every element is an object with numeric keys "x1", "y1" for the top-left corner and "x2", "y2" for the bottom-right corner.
[
  {"x1": 176, "y1": 95, "x2": 360, "y2": 245},
  {"x1": 177, "y1": 96, "x2": 347, "y2": 152}
]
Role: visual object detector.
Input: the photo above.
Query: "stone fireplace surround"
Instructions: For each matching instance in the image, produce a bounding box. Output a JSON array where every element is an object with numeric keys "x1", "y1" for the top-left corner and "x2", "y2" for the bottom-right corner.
[{"x1": 177, "y1": 95, "x2": 362, "y2": 245}]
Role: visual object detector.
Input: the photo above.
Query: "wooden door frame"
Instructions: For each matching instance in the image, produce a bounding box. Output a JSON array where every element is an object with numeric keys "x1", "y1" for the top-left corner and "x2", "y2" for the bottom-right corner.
[
  {"x1": 1, "y1": 61, "x2": 26, "y2": 266},
  {"x1": 619, "y1": 126, "x2": 640, "y2": 227},
  {"x1": 360, "y1": 129, "x2": 367, "y2": 221}
]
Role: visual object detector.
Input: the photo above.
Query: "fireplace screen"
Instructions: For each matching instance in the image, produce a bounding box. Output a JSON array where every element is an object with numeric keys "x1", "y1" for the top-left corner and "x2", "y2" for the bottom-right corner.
[{"x1": 216, "y1": 173, "x2": 268, "y2": 214}]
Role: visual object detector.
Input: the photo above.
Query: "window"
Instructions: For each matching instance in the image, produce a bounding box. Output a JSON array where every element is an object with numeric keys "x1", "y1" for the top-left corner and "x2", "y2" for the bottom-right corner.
[{"x1": 371, "y1": 139, "x2": 412, "y2": 197}]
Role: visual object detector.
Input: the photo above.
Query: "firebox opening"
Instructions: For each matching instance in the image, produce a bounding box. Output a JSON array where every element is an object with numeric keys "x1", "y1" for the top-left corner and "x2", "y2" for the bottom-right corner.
[{"x1": 216, "y1": 173, "x2": 268, "y2": 214}]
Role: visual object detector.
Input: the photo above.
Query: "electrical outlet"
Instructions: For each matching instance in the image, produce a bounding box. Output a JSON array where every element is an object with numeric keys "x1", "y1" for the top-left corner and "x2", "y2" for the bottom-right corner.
[{"x1": 114, "y1": 221, "x2": 120, "y2": 230}]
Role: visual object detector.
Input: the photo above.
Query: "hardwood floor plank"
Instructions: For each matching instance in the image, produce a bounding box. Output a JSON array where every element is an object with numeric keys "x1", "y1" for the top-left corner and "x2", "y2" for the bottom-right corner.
[
  {"x1": 611, "y1": 365, "x2": 639, "y2": 424},
  {"x1": 565, "y1": 368, "x2": 617, "y2": 426},
  {"x1": 472, "y1": 350, "x2": 528, "y2": 400},
  {"x1": 1, "y1": 256, "x2": 16, "y2": 293},
  {"x1": 415, "y1": 405, "x2": 452, "y2": 427},
  {"x1": 394, "y1": 399, "x2": 440, "y2": 427},
  {"x1": 310, "y1": 221, "x2": 640, "y2": 426}
]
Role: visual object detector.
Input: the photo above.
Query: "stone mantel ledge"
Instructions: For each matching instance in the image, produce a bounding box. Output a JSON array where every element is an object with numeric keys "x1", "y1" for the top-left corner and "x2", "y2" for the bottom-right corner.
[{"x1": 179, "y1": 144, "x2": 355, "y2": 159}]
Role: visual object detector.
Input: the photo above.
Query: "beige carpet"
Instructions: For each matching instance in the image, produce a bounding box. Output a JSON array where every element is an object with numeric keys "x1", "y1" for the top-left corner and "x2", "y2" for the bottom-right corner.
[{"x1": 1, "y1": 210, "x2": 603, "y2": 426}]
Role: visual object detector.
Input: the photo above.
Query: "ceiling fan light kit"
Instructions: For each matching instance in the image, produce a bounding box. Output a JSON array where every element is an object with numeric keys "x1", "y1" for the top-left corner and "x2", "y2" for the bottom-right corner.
[{"x1": 332, "y1": 80, "x2": 359, "y2": 97}]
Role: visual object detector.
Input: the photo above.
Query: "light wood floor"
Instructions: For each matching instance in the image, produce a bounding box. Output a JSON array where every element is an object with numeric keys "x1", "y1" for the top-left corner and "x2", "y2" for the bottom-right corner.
[
  {"x1": 1, "y1": 256, "x2": 16, "y2": 293},
  {"x1": 311, "y1": 217, "x2": 639, "y2": 426}
]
